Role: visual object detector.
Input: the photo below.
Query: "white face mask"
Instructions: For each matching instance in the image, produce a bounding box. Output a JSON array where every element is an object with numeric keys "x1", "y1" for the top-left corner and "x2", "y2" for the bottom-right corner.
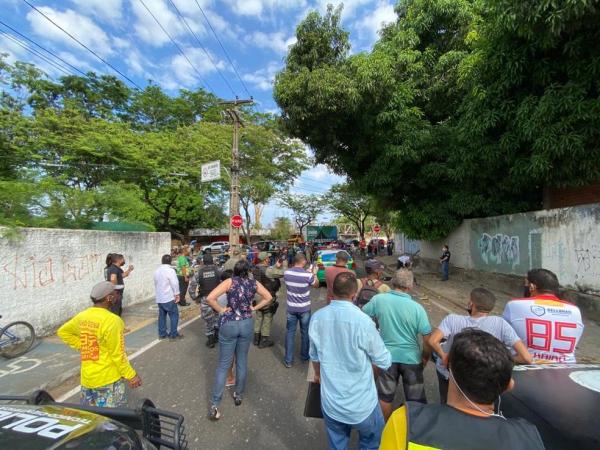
[{"x1": 448, "y1": 368, "x2": 506, "y2": 420}]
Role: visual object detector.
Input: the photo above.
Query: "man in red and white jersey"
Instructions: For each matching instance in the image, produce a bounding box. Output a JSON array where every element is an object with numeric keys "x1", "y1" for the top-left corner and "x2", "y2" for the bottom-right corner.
[{"x1": 503, "y1": 268, "x2": 584, "y2": 363}]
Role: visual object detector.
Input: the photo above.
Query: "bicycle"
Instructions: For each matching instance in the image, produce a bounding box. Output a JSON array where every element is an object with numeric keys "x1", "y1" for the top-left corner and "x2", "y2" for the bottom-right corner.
[{"x1": 0, "y1": 315, "x2": 36, "y2": 358}]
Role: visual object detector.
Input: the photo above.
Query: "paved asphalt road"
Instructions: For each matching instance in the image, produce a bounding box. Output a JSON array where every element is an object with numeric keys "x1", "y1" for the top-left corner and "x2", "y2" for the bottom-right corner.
[{"x1": 64, "y1": 274, "x2": 455, "y2": 450}]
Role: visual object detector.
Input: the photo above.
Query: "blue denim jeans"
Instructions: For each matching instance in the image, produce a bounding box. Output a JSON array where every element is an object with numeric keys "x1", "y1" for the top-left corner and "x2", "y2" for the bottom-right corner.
[
  {"x1": 158, "y1": 301, "x2": 179, "y2": 338},
  {"x1": 211, "y1": 317, "x2": 254, "y2": 406},
  {"x1": 322, "y1": 404, "x2": 384, "y2": 450},
  {"x1": 441, "y1": 261, "x2": 449, "y2": 280},
  {"x1": 285, "y1": 311, "x2": 311, "y2": 364}
]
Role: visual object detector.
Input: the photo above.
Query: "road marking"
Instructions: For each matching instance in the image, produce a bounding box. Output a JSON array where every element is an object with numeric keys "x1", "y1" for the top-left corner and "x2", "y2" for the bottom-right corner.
[
  {"x1": 56, "y1": 315, "x2": 201, "y2": 402},
  {"x1": 0, "y1": 357, "x2": 42, "y2": 378}
]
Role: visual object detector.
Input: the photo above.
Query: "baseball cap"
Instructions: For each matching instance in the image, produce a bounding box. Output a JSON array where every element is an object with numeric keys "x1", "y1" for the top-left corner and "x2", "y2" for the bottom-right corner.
[
  {"x1": 365, "y1": 259, "x2": 384, "y2": 271},
  {"x1": 258, "y1": 251, "x2": 269, "y2": 260},
  {"x1": 90, "y1": 281, "x2": 115, "y2": 301}
]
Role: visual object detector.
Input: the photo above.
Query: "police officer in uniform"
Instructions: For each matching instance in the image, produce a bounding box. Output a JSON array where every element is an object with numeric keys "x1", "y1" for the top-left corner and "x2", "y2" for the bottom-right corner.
[
  {"x1": 252, "y1": 251, "x2": 284, "y2": 348},
  {"x1": 189, "y1": 254, "x2": 221, "y2": 347}
]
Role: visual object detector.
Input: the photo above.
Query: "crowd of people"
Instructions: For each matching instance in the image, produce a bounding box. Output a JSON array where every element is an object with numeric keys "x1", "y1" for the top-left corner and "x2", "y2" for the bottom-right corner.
[{"x1": 56, "y1": 243, "x2": 585, "y2": 449}]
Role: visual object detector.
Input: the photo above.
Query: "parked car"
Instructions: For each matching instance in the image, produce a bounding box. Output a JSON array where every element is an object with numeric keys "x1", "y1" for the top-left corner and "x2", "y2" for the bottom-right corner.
[
  {"x1": 502, "y1": 363, "x2": 600, "y2": 450},
  {"x1": 315, "y1": 249, "x2": 355, "y2": 284},
  {"x1": 201, "y1": 241, "x2": 229, "y2": 254},
  {"x1": 0, "y1": 390, "x2": 187, "y2": 449}
]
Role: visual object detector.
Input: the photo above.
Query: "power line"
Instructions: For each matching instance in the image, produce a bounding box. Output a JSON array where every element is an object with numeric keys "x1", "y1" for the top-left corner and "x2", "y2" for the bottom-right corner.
[
  {"x1": 0, "y1": 19, "x2": 87, "y2": 76},
  {"x1": 193, "y1": 0, "x2": 252, "y2": 98},
  {"x1": 21, "y1": 0, "x2": 142, "y2": 89},
  {"x1": 165, "y1": 0, "x2": 236, "y2": 97},
  {"x1": 137, "y1": 0, "x2": 214, "y2": 93},
  {"x1": 0, "y1": 29, "x2": 72, "y2": 76}
]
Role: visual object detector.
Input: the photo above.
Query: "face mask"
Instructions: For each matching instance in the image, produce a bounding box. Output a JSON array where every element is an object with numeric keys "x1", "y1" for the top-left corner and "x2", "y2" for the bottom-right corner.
[{"x1": 449, "y1": 368, "x2": 505, "y2": 420}]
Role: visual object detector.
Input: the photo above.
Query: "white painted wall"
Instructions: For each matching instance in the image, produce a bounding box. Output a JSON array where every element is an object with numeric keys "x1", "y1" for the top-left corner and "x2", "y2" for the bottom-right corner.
[
  {"x1": 0, "y1": 228, "x2": 170, "y2": 335},
  {"x1": 414, "y1": 203, "x2": 600, "y2": 295}
]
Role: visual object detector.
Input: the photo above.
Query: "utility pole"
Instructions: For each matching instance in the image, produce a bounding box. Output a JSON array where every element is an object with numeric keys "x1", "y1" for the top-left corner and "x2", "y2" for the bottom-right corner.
[{"x1": 221, "y1": 98, "x2": 253, "y2": 250}]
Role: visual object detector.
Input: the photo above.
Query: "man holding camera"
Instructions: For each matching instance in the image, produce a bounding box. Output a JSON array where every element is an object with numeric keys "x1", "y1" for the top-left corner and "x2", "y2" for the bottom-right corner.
[{"x1": 252, "y1": 251, "x2": 284, "y2": 348}]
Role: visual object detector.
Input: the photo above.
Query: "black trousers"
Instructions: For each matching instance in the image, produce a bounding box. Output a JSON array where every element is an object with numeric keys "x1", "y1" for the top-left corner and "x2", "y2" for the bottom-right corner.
[
  {"x1": 111, "y1": 290, "x2": 123, "y2": 316},
  {"x1": 177, "y1": 275, "x2": 189, "y2": 305}
]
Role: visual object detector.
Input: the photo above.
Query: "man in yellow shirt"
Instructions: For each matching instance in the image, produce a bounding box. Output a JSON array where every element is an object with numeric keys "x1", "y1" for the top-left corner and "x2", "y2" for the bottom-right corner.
[{"x1": 58, "y1": 281, "x2": 142, "y2": 407}]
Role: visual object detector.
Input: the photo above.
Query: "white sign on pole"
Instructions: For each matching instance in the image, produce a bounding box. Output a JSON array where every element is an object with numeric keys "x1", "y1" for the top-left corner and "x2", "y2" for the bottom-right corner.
[{"x1": 201, "y1": 160, "x2": 221, "y2": 182}]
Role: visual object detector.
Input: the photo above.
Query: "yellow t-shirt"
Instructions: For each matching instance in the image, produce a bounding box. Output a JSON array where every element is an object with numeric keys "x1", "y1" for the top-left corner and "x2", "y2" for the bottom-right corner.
[{"x1": 57, "y1": 307, "x2": 136, "y2": 389}]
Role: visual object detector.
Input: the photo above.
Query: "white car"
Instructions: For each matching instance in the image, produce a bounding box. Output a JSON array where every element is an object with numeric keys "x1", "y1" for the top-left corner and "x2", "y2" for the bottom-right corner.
[{"x1": 201, "y1": 241, "x2": 229, "y2": 254}]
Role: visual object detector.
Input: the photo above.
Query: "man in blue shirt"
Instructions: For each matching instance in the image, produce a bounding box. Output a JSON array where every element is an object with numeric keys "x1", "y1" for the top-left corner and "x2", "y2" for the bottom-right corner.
[
  {"x1": 309, "y1": 272, "x2": 391, "y2": 450},
  {"x1": 363, "y1": 269, "x2": 432, "y2": 420}
]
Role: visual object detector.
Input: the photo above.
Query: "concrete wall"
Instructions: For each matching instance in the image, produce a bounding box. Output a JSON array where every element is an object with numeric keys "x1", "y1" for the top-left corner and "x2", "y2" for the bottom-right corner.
[
  {"x1": 0, "y1": 228, "x2": 170, "y2": 335},
  {"x1": 417, "y1": 203, "x2": 600, "y2": 295}
]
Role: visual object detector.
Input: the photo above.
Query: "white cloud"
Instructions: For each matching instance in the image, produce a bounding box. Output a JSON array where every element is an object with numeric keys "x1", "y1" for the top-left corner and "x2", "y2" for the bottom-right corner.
[
  {"x1": 355, "y1": 1, "x2": 396, "y2": 43},
  {"x1": 26, "y1": 6, "x2": 114, "y2": 56},
  {"x1": 167, "y1": 46, "x2": 227, "y2": 87},
  {"x1": 0, "y1": 33, "x2": 65, "y2": 76},
  {"x1": 242, "y1": 61, "x2": 280, "y2": 91},
  {"x1": 228, "y1": 0, "x2": 308, "y2": 17},
  {"x1": 250, "y1": 31, "x2": 296, "y2": 54},
  {"x1": 70, "y1": 0, "x2": 123, "y2": 23},
  {"x1": 131, "y1": 0, "x2": 191, "y2": 47}
]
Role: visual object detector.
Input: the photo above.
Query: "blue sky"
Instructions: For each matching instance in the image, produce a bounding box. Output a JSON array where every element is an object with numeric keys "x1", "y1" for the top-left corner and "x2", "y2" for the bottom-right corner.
[{"x1": 0, "y1": 0, "x2": 398, "y2": 226}]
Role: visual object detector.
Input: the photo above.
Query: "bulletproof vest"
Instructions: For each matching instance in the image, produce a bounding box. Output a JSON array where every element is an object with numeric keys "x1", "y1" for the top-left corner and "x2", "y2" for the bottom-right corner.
[{"x1": 196, "y1": 265, "x2": 220, "y2": 297}]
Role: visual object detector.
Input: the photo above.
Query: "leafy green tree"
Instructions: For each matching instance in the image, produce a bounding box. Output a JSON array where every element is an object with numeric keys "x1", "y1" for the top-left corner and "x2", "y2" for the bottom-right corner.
[
  {"x1": 275, "y1": 0, "x2": 600, "y2": 239},
  {"x1": 325, "y1": 184, "x2": 372, "y2": 240},
  {"x1": 279, "y1": 193, "x2": 322, "y2": 236},
  {"x1": 237, "y1": 115, "x2": 310, "y2": 243},
  {"x1": 270, "y1": 216, "x2": 293, "y2": 240}
]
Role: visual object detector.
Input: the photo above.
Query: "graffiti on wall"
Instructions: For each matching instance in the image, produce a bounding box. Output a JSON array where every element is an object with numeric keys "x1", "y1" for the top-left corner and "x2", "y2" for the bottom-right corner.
[
  {"x1": 574, "y1": 245, "x2": 600, "y2": 278},
  {"x1": 478, "y1": 233, "x2": 520, "y2": 269},
  {"x1": 2, "y1": 253, "x2": 103, "y2": 291}
]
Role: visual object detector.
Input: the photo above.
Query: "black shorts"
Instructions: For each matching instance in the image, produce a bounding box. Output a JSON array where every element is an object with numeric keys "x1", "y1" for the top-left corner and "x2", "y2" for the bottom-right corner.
[{"x1": 376, "y1": 362, "x2": 426, "y2": 404}]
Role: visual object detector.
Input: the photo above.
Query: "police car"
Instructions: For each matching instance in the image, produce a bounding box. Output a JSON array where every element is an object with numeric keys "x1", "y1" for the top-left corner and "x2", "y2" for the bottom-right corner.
[{"x1": 0, "y1": 390, "x2": 187, "y2": 449}]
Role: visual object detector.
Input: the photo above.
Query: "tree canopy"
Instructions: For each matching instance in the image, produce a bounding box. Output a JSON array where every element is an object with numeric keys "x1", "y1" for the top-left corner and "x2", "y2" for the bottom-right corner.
[
  {"x1": 1, "y1": 56, "x2": 305, "y2": 236},
  {"x1": 274, "y1": 0, "x2": 600, "y2": 239}
]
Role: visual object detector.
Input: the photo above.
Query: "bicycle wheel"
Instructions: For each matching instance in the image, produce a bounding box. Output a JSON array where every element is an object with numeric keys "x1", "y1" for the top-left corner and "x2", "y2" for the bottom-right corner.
[{"x1": 0, "y1": 321, "x2": 35, "y2": 358}]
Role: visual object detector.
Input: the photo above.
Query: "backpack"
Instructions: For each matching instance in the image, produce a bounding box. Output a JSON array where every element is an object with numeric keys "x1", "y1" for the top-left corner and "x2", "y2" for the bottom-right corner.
[{"x1": 356, "y1": 278, "x2": 382, "y2": 308}]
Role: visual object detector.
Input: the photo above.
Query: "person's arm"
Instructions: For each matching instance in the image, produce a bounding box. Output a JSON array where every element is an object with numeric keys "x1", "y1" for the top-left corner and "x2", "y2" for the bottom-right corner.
[
  {"x1": 418, "y1": 307, "x2": 433, "y2": 364},
  {"x1": 513, "y1": 340, "x2": 533, "y2": 364},
  {"x1": 428, "y1": 328, "x2": 448, "y2": 363},
  {"x1": 105, "y1": 321, "x2": 141, "y2": 388},
  {"x1": 109, "y1": 273, "x2": 118, "y2": 285},
  {"x1": 251, "y1": 282, "x2": 273, "y2": 311},
  {"x1": 168, "y1": 269, "x2": 180, "y2": 303},
  {"x1": 57, "y1": 317, "x2": 81, "y2": 350},
  {"x1": 207, "y1": 278, "x2": 233, "y2": 314},
  {"x1": 310, "y1": 269, "x2": 319, "y2": 287},
  {"x1": 312, "y1": 361, "x2": 321, "y2": 384},
  {"x1": 123, "y1": 265, "x2": 134, "y2": 278},
  {"x1": 188, "y1": 272, "x2": 199, "y2": 300},
  {"x1": 362, "y1": 296, "x2": 376, "y2": 317},
  {"x1": 266, "y1": 261, "x2": 284, "y2": 278}
]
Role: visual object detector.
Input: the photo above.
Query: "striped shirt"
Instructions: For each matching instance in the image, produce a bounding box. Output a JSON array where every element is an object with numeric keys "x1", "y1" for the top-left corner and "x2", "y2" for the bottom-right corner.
[
  {"x1": 284, "y1": 267, "x2": 315, "y2": 313},
  {"x1": 435, "y1": 314, "x2": 520, "y2": 379}
]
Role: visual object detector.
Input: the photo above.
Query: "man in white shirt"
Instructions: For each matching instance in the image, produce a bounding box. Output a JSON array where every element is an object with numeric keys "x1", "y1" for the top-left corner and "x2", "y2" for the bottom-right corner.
[
  {"x1": 153, "y1": 255, "x2": 184, "y2": 341},
  {"x1": 503, "y1": 268, "x2": 584, "y2": 363}
]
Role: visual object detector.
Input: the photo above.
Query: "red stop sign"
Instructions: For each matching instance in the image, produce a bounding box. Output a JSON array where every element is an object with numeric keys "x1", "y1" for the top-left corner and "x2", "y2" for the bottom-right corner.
[
  {"x1": 231, "y1": 214, "x2": 243, "y2": 228},
  {"x1": 373, "y1": 225, "x2": 381, "y2": 233}
]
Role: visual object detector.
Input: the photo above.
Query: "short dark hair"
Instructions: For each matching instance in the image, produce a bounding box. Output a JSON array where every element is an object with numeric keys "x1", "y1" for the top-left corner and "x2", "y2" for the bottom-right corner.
[
  {"x1": 161, "y1": 254, "x2": 172, "y2": 265},
  {"x1": 220, "y1": 269, "x2": 233, "y2": 281},
  {"x1": 332, "y1": 272, "x2": 358, "y2": 298},
  {"x1": 527, "y1": 268, "x2": 559, "y2": 295},
  {"x1": 294, "y1": 253, "x2": 307, "y2": 265},
  {"x1": 470, "y1": 288, "x2": 496, "y2": 313},
  {"x1": 203, "y1": 253, "x2": 214, "y2": 264},
  {"x1": 233, "y1": 259, "x2": 251, "y2": 278},
  {"x1": 443, "y1": 244, "x2": 449, "y2": 250},
  {"x1": 336, "y1": 251, "x2": 349, "y2": 262},
  {"x1": 449, "y1": 329, "x2": 514, "y2": 404}
]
